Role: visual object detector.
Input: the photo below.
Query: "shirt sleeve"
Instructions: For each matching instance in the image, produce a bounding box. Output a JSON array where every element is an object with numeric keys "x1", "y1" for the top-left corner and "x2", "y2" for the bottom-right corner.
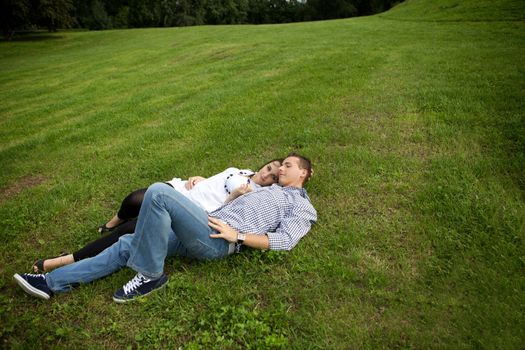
[{"x1": 266, "y1": 202, "x2": 317, "y2": 251}]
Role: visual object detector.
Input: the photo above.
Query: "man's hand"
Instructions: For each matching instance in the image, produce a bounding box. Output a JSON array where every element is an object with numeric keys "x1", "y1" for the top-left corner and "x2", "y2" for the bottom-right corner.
[
  {"x1": 185, "y1": 176, "x2": 206, "y2": 190},
  {"x1": 208, "y1": 217, "x2": 238, "y2": 243},
  {"x1": 209, "y1": 217, "x2": 270, "y2": 250}
]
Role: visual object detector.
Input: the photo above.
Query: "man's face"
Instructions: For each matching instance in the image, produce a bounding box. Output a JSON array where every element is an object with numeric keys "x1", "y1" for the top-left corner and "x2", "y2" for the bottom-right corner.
[{"x1": 278, "y1": 157, "x2": 306, "y2": 187}]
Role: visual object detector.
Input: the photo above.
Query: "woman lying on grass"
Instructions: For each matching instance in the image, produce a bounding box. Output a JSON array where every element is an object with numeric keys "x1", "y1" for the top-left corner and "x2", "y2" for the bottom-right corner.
[{"x1": 32, "y1": 158, "x2": 283, "y2": 273}]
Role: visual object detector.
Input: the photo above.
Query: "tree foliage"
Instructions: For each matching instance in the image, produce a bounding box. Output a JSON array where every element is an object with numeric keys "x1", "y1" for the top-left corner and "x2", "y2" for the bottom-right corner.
[
  {"x1": 1, "y1": 0, "x2": 402, "y2": 39},
  {"x1": 1, "y1": 0, "x2": 31, "y2": 40},
  {"x1": 36, "y1": 0, "x2": 74, "y2": 31}
]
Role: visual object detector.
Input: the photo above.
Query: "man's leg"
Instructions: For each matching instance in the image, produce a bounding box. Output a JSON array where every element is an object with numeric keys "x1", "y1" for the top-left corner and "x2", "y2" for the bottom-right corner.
[
  {"x1": 126, "y1": 183, "x2": 231, "y2": 279},
  {"x1": 15, "y1": 183, "x2": 231, "y2": 301}
]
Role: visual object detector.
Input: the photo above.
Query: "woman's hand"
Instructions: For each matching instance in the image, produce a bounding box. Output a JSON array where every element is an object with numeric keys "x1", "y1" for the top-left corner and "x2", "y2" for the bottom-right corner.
[
  {"x1": 185, "y1": 176, "x2": 206, "y2": 190},
  {"x1": 233, "y1": 184, "x2": 252, "y2": 196},
  {"x1": 224, "y1": 184, "x2": 253, "y2": 204},
  {"x1": 208, "y1": 217, "x2": 238, "y2": 243}
]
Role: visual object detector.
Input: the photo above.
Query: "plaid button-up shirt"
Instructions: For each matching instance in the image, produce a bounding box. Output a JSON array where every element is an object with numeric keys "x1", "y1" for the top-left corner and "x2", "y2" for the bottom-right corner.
[{"x1": 210, "y1": 184, "x2": 317, "y2": 251}]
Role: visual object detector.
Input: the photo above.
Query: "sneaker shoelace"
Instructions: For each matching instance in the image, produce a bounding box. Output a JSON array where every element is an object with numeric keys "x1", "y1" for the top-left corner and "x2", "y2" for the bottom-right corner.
[
  {"x1": 25, "y1": 273, "x2": 45, "y2": 279},
  {"x1": 123, "y1": 274, "x2": 150, "y2": 295}
]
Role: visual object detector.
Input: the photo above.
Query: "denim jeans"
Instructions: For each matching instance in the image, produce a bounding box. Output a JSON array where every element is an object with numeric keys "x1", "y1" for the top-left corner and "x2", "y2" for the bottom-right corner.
[{"x1": 46, "y1": 183, "x2": 232, "y2": 293}]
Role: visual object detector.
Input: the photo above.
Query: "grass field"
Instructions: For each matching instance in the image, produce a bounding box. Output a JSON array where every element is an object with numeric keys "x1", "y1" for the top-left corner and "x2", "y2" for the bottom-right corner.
[{"x1": 1, "y1": 0, "x2": 524, "y2": 348}]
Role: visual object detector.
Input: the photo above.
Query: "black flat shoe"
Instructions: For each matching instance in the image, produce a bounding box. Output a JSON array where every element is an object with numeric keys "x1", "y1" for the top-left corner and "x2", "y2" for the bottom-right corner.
[
  {"x1": 97, "y1": 223, "x2": 115, "y2": 234},
  {"x1": 98, "y1": 219, "x2": 131, "y2": 234},
  {"x1": 32, "y1": 253, "x2": 68, "y2": 273}
]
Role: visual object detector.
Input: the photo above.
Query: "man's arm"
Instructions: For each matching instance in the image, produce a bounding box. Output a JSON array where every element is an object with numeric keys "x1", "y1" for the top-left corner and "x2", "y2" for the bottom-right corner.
[
  {"x1": 208, "y1": 217, "x2": 269, "y2": 250},
  {"x1": 265, "y1": 202, "x2": 317, "y2": 251},
  {"x1": 239, "y1": 233, "x2": 269, "y2": 250}
]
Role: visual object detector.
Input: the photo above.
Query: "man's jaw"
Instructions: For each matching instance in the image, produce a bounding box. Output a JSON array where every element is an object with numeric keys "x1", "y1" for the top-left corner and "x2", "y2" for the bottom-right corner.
[{"x1": 278, "y1": 175, "x2": 289, "y2": 187}]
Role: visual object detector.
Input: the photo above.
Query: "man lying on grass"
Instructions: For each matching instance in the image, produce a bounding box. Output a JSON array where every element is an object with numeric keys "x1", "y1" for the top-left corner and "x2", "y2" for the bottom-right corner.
[{"x1": 14, "y1": 153, "x2": 317, "y2": 303}]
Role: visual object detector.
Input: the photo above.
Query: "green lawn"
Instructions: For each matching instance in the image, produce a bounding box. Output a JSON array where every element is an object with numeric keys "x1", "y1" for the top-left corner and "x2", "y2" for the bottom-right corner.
[{"x1": 1, "y1": 0, "x2": 524, "y2": 348}]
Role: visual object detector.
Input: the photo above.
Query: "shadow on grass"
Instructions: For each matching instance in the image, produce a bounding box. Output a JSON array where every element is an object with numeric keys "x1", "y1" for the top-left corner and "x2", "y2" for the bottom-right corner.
[
  {"x1": 496, "y1": 115, "x2": 525, "y2": 196},
  {"x1": 0, "y1": 32, "x2": 64, "y2": 42}
]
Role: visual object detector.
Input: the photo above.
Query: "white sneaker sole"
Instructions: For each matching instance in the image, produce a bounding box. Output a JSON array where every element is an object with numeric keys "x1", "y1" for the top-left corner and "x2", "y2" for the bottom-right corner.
[{"x1": 13, "y1": 274, "x2": 51, "y2": 300}]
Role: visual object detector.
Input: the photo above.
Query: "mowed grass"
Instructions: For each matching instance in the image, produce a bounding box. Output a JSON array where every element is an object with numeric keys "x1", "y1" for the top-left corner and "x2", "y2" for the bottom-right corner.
[{"x1": 1, "y1": 0, "x2": 524, "y2": 348}]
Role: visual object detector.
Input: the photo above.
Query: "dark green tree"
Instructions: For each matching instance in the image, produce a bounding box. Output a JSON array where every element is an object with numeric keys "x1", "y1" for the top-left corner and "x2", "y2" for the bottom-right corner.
[
  {"x1": 2, "y1": 0, "x2": 404, "y2": 35},
  {"x1": 203, "y1": 0, "x2": 248, "y2": 24},
  {"x1": 159, "y1": 0, "x2": 205, "y2": 27},
  {"x1": 73, "y1": 0, "x2": 112, "y2": 29},
  {"x1": 246, "y1": 0, "x2": 269, "y2": 23},
  {"x1": 33, "y1": 0, "x2": 74, "y2": 31},
  {"x1": 305, "y1": 0, "x2": 357, "y2": 20},
  {"x1": 267, "y1": 0, "x2": 303, "y2": 23},
  {"x1": 128, "y1": 0, "x2": 160, "y2": 27},
  {"x1": 247, "y1": 0, "x2": 307, "y2": 24},
  {"x1": 1, "y1": 0, "x2": 75, "y2": 39},
  {"x1": 1, "y1": 0, "x2": 31, "y2": 39},
  {"x1": 113, "y1": 6, "x2": 130, "y2": 28},
  {"x1": 90, "y1": 0, "x2": 112, "y2": 29}
]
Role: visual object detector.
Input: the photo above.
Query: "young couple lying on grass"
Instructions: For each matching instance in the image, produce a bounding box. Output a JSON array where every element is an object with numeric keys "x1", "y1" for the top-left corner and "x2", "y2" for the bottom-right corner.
[{"x1": 14, "y1": 152, "x2": 317, "y2": 303}]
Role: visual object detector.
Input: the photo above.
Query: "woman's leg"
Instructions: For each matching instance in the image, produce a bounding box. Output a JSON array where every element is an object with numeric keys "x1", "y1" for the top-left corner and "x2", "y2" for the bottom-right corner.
[
  {"x1": 75, "y1": 220, "x2": 137, "y2": 261},
  {"x1": 102, "y1": 188, "x2": 147, "y2": 230},
  {"x1": 34, "y1": 219, "x2": 139, "y2": 272},
  {"x1": 45, "y1": 234, "x2": 135, "y2": 293},
  {"x1": 33, "y1": 254, "x2": 75, "y2": 273}
]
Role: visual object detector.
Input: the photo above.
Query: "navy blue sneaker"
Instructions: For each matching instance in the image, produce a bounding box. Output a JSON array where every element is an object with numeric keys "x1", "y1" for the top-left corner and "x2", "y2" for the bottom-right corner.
[
  {"x1": 113, "y1": 273, "x2": 168, "y2": 303},
  {"x1": 13, "y1": 273, "x2": 53, "y2": 300}
]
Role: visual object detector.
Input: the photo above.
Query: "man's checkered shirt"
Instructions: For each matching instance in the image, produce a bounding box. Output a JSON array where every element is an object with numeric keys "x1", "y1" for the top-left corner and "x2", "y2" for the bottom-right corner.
[{"x1": 210, "y1": 184, "x2": 317, "y2": 251}]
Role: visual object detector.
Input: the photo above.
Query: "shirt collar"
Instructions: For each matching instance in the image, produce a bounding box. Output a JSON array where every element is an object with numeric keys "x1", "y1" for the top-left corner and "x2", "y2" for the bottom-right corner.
[{"x1": 272, "y1": 184, "x2": 311, "y2": 201}]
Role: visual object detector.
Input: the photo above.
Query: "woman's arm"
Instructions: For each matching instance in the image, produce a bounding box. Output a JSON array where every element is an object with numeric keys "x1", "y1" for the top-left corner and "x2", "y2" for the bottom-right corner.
[
  {"x1": 185, "y1": 176, "x2": 206, "y2": 190},
  {"x1": 223, "y1": 184, "x2": 253, "y2": 204}
]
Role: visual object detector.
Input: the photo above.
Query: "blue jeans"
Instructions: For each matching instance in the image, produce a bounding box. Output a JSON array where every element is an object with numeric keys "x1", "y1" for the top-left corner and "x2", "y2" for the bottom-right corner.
[{"x1": 46, "y1": 183, "x2": 232, "y2": 293}]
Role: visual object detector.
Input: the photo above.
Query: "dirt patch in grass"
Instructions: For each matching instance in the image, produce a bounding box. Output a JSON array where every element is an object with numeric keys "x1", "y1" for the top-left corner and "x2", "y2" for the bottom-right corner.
[{"x1": 0, "y1": 175, "x2": 47, "y2": 202}]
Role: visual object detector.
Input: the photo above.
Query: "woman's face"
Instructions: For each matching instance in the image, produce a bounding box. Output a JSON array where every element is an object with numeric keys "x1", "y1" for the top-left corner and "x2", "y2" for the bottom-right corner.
[{"x1": 252, "y1": 161, "x2": 281, "y2": 186}]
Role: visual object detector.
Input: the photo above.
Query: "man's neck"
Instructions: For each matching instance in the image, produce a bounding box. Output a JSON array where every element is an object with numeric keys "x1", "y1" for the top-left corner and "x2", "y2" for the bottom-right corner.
[{"x1": 284, "y1": 184, "x2": 303, "y2": 189}]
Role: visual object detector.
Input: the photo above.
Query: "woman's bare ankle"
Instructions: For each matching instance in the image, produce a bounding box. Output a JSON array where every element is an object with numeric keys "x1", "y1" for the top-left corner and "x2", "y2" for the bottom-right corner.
[
  {"x1": 105, "y1": 216, "x2": 124, "y2": 229},
  {"x1": 44, "y1": 254, "x2": 74, "y2": 270}
]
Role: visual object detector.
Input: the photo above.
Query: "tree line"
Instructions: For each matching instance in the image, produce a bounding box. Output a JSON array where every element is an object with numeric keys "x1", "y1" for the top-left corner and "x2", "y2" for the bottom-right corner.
[{"x1": 2, "y1": 0, "x2": 402, "y2": 39}]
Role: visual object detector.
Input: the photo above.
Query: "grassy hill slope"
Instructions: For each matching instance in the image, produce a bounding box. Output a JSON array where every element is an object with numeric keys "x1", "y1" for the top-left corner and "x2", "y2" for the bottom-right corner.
[
  {"x1": 381, "y1": 0, "x2": 525, "y2": 21},
  {"x1": 1, "y1": 0, "x2": 524, "y2": 348}
]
